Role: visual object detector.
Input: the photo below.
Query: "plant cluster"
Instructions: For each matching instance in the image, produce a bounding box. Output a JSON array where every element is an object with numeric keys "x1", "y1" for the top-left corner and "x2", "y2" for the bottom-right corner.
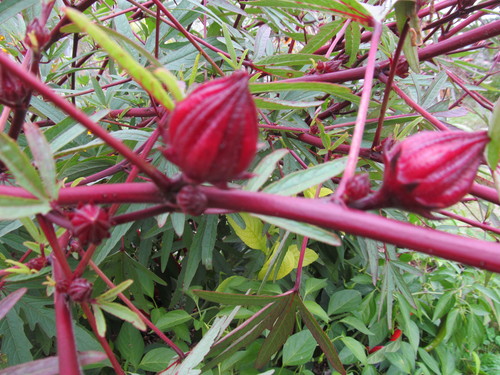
[{"x1": 0, "y1": 0, "x2": 499, "y2": 374}]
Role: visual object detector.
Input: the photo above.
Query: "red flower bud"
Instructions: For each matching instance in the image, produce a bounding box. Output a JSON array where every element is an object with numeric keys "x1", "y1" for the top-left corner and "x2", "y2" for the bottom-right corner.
[
  {"x1": 162, "y1": 71, "x2": 258, "y2": 185},
  {"x1": 70, "y1": 204, "x2": 111, "y2": 246},
  {"x1": 68, "y1": 278, "x2": 93, "y2": 303},
  {"x1": 0, "y1": 65, "x2": 30, "y2": 109},
  {"x1": 176, "y1": 185, "x2": 207, "y2": 216},
  {"x1": 389, "y1": 329, "x2": 402, "y2": 341},
  {"x1": 344, "y1": 173, "x2": 371, "y2": 204},
  {"x1": 349, "y1": 131, "x2": 489, "y2": 212},
  {"x1": 25, "y1": 256, "x2": 47, "y2": 271}
]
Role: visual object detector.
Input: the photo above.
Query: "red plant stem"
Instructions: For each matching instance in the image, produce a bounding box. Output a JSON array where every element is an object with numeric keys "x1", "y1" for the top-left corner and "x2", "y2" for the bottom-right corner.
[
  {"x1": 422, "y1": 0, "x2": 500, "y2": 31},
  {"x1": 286, "y1": 20, "x2": 500, "y2": 85},
  {"x1": 372, "y1": 21, "x2": 409, "y2": 148},
  {"x1": 439, "y1": 210, "x2": 500, "y2": 236},
  {"x1": 37, "y1": 215, "x2": 73, "y2": 280},
  {"x1": 378, "y1": 73, "x2": 449, "y2": 131},
  {"x1": 471, "y1": 183, "x2": 500, "y2": 206},
  {"x1": 201, "y1": 187, "x2": 500, "y2": 273},
  {"x1": 73, "y1": 244, "x2": 97, "y2": 279},
  {"x1": 45, "y1": 0, "x2": 100, "y2": 50},
  {"x1": 334, "y1": 21, "x2": 383, "y2": 200},
  {"x1": 89, "y1": 260, "x2": 186, "y2": 359},
  {"x1": 151, "y1": 0, "x2": 224, "y2": 76},
  {"x1": 80, "y1": 303, "x2": 125, "y2": 375},
  {"x1": 325, "y1": 113, "x2": 421, "y2": 131},
  {"x1": 112, "y1": 204, "x2": 176, "y2": 225},
  {"x1": 314, "y1": 0, "x2": 459, "y2": 56},
  {"x1": 0, "y1": 53, "x2": 171, "y2": 191},
  {"x1": 108, "y1": 107, "x2": 158, "y2": 118},
  {"x1": 53, "y1": 257, "x2": 81, "y2": 375},
  {"x1": 439, "y1": 10, "x2": 487, "y2": 40},
  {"x1": 445, "y1": 70, "x2": 493, "y2": 110}
]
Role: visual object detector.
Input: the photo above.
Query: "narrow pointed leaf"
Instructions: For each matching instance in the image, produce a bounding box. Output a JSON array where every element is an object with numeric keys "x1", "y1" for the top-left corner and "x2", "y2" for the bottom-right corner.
[
  {"x1": 0, "y1": 196, "x2": 51, "y2": 220},
  {"x1": 98, "y1": 301, "x2": 146, "y2": 331},
  {"x1": 0, "y1": 134, "x2": 48, "y2": 200},
  {"x1": 297, "y1": 298, "x2": 345, "y2": 374},
  {"x1": 193, "y1": 290, "x2": 280, "y2": 306}
]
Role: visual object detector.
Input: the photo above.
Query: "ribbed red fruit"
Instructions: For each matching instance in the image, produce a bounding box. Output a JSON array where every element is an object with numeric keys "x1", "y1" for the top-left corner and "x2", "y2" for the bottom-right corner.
[
  {"x1": 162, "y1": 71, "x2": 258, "y2": 185},
  {"x1": 349, "y1": 131, "x2": 489, "y2": 212},
  {"x1": 70, "y1": 204, "x2": 111, "y2": 246}
]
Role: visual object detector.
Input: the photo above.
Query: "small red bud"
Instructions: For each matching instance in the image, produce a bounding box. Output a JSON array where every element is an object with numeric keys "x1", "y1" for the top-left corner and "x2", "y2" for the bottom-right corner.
[
  {"x1": 344, "y1": 174, "x2": 371, "y2": 203},
  {"x1": 389, "y1": 329, "x2": 402, "y2": 341},
  {"x1": 349, "y1": 131, "x2": 489, "y2": 212},
  {"x1": 25, "y1": 256, "x2": 47, "y2": 271},
  {"x1": 176, "y1": 185, "x2": 207, "y2": 216},
  {"x1": 67, "y1": 278, "x2": 93, "y2": 303},
  {"x1": 70, "y1": 204, "x2": 111, "y2": 246},
  {"x1": 162, "y1": 71, "x2": 258, "y2": 185},
  {"x1": 0, "y1": 65, "x2": 30, "y2": 109}
]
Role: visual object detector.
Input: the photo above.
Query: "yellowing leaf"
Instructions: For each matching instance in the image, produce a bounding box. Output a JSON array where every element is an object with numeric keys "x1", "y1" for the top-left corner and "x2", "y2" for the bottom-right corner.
[
  {"x1": 258, "y1": 244, "x2": 319, "y2": 280},
  {"x1": 303, "y1": 186, "x2": 333, "y2": 199},
  {"x1": 227, "y1": 213, "x2": 267, "y2": 252}
]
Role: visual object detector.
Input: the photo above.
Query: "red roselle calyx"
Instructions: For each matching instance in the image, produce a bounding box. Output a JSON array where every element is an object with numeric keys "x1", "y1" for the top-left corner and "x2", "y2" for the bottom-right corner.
[
  {"x1": 349, "y1": 131, "x2": 489, "y2": 213},
  {"x1": 70, "y1": 204, "x2": 111, "y2": 246},
  {"x1": 162, "y1": 71, "x2": 258, "y2": 186},
  {"x1": 67, "y1": 278, "x2": 93, "y2": 303}
]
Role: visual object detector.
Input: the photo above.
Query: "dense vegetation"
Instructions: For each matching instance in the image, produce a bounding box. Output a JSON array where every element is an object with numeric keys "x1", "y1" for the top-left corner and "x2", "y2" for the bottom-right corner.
[{"x1": 0, "y1": 0, "x2": 499, "y2": 374}]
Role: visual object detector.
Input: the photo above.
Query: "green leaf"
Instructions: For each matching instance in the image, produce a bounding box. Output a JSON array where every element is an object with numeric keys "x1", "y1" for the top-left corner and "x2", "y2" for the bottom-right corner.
[
  {"x1": 98, "y1": 301, "x2": 146, "y2": 331},
  {"x1": 0, "y1": 308, "x2": 33, "y2": 365},
  {"x1": 254, "y1": 97, "x2": 325, "y2": 109},
  {"x1": 341, "y1": 336, "x2": 367, "y2": 364},
  {"x1": 255, "y1": 295, "x2": 296, "y2": 368},
  {"x1": 258, "y1": 244, "x2": 318, "y2": 280},
  {"x1": 92, "y1": 304, "x2": 107, "y2": 337},
  {"x1": 283, "y1": 329, "x2": 317, "y2": 366},
  {"x1": 154, "y1": 310, "x2": 192, "y2": 331},
  {"x1": 227, "y1": 213, "x2": 267, "y2": 251},
  {"x1": 432, "y1": 292, "x2": 455, "y2": 322},
  {"x1": 345, "y1": 22, "x2": 361, "y2": 67},
  {"x1": 0, "y1": 196, "x2": 51, "y2": 220},
  {"x1": 245, "y1": 149, "x2": 289, "y2": 192},
  {"x1": 340, "y1": 316, "x2": 374, "y2": 336},
  {"x1": 395, "y1": 0, "x2": 421, "y2": 73},
  {"x1": 254, "y1": 53, "x2": 327, "y2": 67},
  {"x1": 303, "y1": 300, "x2": 330, "y2": 324},
  {"x1": 328, "y1": 290, "x2": 362, "y2": 315},
  {"x1": 300, "y1": 21, "x2": 343, "y2": 54},
  {"x1": 0, "y1": 134, "x2": 48, "y2": 200},
  {"x1": 64, "y1": 8, "x2": 174, "y2": 110},
  {"x1": 254, "y1": 215, "x2": 341, "y2": 246},
  {"x1": 139, "y1": 348, "x2": 176, "y2": 372},
  {"x1": 0, "y1": 0, "x2": 38, "y2": 23},
  {"x1": 487, "y1": 98, "x2": 500, "y2": 169},
  {"x1": 297, "y1": 298, "x2": 345, "y2": 374},
  {"x1": 23, "y1": 122, "x2": 59, "y2": 200},
  {"x1": 96, "y1": 280, "x2": 134, "y2": 303},
  {"x1": 116, "y1": 322, "x2": 144, "y2": 368},
  {"x1": 264, "y1": 157, "x2": 347, "y2": 196}
]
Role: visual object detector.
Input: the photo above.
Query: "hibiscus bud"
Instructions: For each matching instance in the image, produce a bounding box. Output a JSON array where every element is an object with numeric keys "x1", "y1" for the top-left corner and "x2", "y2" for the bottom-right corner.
[
  {"x1": 70, "y1": 204, "x2": 111, "y2": 246},
  {"x1": 162, "y1": 71, "x2": 258, "y2": 185},
  {"x1": 176, "y1": 185, "x2": 207, "y2": 216},
  {"x1": 0, "y1": 65, "x2": 30, "y2": 109},
  {"x1": 25, "y1": 256, "x2": 47, "y2": 271},
  {"x1": 68, "y1": 278, "x2": 93, "y2": 303},
  {"x1": 349, "y1": 131, "x2": 489, "y2": 212},
  {"x1": 344, "y1": 173, "x2": 371, "y2": 204}
]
